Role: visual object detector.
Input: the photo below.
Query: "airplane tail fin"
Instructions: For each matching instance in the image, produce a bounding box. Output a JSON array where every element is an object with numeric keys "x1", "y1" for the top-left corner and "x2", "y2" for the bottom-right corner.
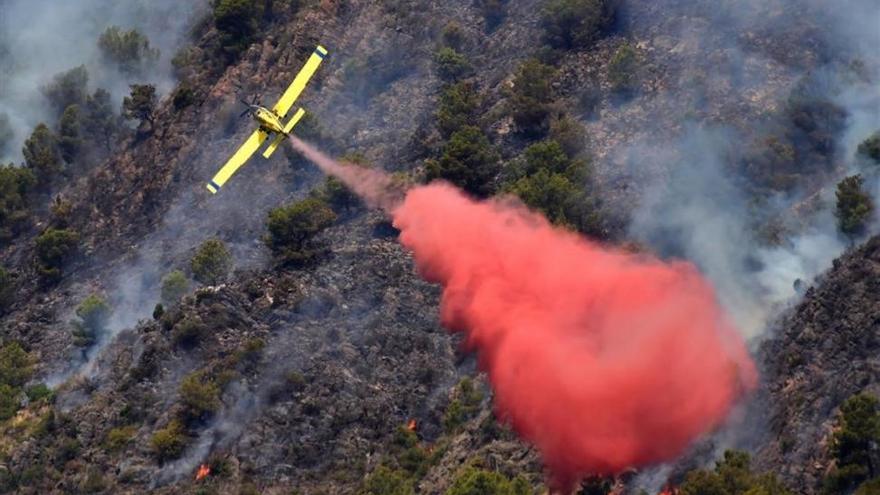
[{"x1": 263, "y1": 108, "x2": 306, "y2": 159}]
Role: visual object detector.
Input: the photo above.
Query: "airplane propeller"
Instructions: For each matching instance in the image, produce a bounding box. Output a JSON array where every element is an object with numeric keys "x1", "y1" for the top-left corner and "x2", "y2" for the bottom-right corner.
[
  {"x1": 236, "y1": 93, "x2": 265, "y2": 119},
  {"x1": 237, "y1": 98, "x2": 252, "y2": 118}
]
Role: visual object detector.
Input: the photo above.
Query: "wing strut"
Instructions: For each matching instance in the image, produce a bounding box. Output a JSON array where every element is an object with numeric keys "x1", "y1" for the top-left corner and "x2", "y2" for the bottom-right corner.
[{"x1": 263, "y1": 108, "x2": 306, "y2": 159}]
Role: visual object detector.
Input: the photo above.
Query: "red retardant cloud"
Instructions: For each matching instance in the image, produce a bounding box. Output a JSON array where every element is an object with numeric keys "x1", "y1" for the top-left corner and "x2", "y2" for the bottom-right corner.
[{"x1": 392, "y1": 183, "x2": 757, "y2": 489}]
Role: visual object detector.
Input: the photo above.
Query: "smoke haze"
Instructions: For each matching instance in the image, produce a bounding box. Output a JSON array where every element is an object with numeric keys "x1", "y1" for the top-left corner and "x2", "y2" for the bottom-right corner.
[
  {"x1": 617, "y1": 0, "x2": 880, "y2": 341},
  {"x1": 291, "y1": 137, "x2": 756, "y2": 488},
  {"x1": 0, "y1": 0, "x2": 208, "y2": 162},
  {"x1": 290, "y1": 136, "x2": 402, "y2": 211}
]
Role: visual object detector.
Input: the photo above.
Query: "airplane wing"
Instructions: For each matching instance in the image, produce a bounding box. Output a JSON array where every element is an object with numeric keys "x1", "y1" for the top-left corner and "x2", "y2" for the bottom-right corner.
[
  {"x1": 206, "y1": 129, "x2": 269, "y2": 194},
  {"x1": 271, "y1": 45, "x2": 328, "y2": 119}
]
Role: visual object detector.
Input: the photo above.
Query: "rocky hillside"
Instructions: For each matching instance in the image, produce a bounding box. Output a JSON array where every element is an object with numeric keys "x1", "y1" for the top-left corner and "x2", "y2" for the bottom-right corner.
[
  {"x1": 0, "y1": 0, "x2": 878, "y2": 493},
  {"x1": 756, "y1": 235, "x2": 880, "y2": 493}
]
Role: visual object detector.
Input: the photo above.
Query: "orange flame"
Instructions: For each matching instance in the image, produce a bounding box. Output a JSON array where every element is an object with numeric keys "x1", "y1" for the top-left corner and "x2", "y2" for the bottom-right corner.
[
  {"x1": 658, "y1": 486, "x2": 679, "y2": 495},
  {"x1": 406, "y1": 419, "x2": 417, "y2": 431},
  {"x1": 195, "y1": 464, "x2": 210, "y2": 481}
]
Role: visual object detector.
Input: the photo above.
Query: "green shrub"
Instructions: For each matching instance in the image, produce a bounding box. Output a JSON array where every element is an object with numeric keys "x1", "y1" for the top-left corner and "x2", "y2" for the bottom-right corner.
[
  {"x1": 0, "y1": 384, "x2": 20, "y2": 421},
  {"x1": 458, "y1": 377, "x2": 483, "y2": 406},
  {"x1": 97, "y1": 26, "x2": 159, "y2": 75},
  {"x1": 446, "y1": 466, "x2": 530, "y2": 495},
  {"x1": 42, "y1": 66, "x2": 88, "y2": 115},
  {"x1": 856, "y1": 478, "x2": 880, "y2": 495},
  {"x1": 178, "y1": 371, "x2": 220, "y2": 422},
  {"x1": 58, "y1": 105, "x2": 81, "y2": 164},
  {"x1": 265, "y1": 197, "x2": 337, "y2": 264},
  {"x1": 122, "y1": 84, "x2": 157, "y2": 127},
  {"x1": 680, "y1": 450, "x2": 792, "y2": 495},
  {"x1": 360, "y1": 466, "x2": 414, "y2": 495},
  {"x1": 0, "y1": 164, "x2": 35, "y2": 244},
  {"x1": 509, "y1": 163, "x2": 581, "y2": 215},
  {"x1": 0, "y1": 342, "x2": 34, "y2": 420},
  {"x1": 443, "y1": 399, "x2": 467, "y2": 432},
  {"x1": 522, "y1": 140, "x2": 582, "y2": 177},
  {"x1": 172, "y1": 84, "x2": 196, "y2": 110},
  {"x1": 0, "y1": 268, "x2": 13, "y2": 311},
  {"x1": 503, "y1": 140, "x2": 599, "y2": 234},
  {"x1": 426, "y1": 126, "x2": 500, "y2": 198},
  {"x1": 23, "y1": 124, "x2": 63, "y2": 190},
  {"x1": 236, "y1": 338, "x2": 265, "y2": 367},
  {"x1": 316, "y1": 176, "x2": 362, "y2": 213},
  {"x1": 440, "y1": 22, "x2": 466, "y2": 50},
  {"x1": 151, "y1": 419, "x2": 187, "y2": 462},
  {"x1": 443, "y1": 378, "x2": 484, "y2": 432},
  {"x1": 398, "y1": 445, "x2": 430, "y2": 478},
  {"x1": 477, "y1": 0, "x2": 507, "y2": 30},
  {"x1": 104, "y1": 425, "x2": 137, "y2": 451},
  {"x1": 548, "y1": 114, "x2": 587, "y2": 157},
  {"x1": 312, "y1": 153, "x2": 368, "y2": 212},
  {"x1": 434, "y1": 47, "x2": 473, "y2": 82},
  {"x1": 0, "y1": 114, "x2": 12, "y2": 157},
  {"x1": 35, "y1": 227, "x2": 78, "y2": 281},
  {"x1": 0, "y1": 341, "x2": 31, "y2": 388},
  {"x1": 280, "y1": 370, "x2": 306, "y2": 397},
  {"x1": 835, "y1": 175, "x2": 874, "y2": 237},
  {"x1": 680, "y1": 470, "x2": 728, "y2": 495},
  {"x1": 213, "y1": 0, "x2": 263, "y2": 57},
  {"x1": 160, "y1": 270, "x2": 190, "y2": 305},
  {"x1": 171, "y1": 317, "x2": 208, "y2": 349},
  {"x1": 541, "y1": 0, "x2": 616, "y2": 50},
  {"x1": 608, "y1": 42, "x2": 640, "y2": 95},
  {"x1": 824, "y1": 393, "x2": 880, "y2": 492},
  {"x1": 72, "y1": 294, "x2": 111, "y2": 348},
  {"x1": 508, "y1": 59, "x2": 556, "y2": 137},
  {"x1": 82, "y1": 89, "x2": 118, "y2": 150},
  {"x1": 393, "y1": 425, "x2": 419, "y2": 450},
  {"x1": 55, "y1": 436, "x2": 82, "y2": 467},
  {"x1": 857, "y1": 131, "x2": 880, "y2": 164},
  {"x1": 191, "y1": 238, "x2": 232, "y2": 285},
  {"x1": 437, "y1": 81, "x2": 482, "y2": 138},
  {"x1": 25, "y1": 383, "x2": 54, "y2": 403},
  {"x1": 79, "y1": 468, "x2": 107, "y2": 493},
  {"x1": 579, "y1": 476, "x2": 614, "y2": 494}
]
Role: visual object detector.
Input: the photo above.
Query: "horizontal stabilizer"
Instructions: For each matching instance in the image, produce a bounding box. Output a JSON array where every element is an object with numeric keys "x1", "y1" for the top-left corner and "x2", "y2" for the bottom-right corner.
[{"x1": 262, "y1": 108, "x2": 306, "y2": 159}]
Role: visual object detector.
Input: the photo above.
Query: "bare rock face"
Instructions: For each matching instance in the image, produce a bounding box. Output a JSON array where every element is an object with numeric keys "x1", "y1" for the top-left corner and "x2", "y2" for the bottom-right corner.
[{"x1": 755, "y1": 236, "x2": 880, "y2": 493}]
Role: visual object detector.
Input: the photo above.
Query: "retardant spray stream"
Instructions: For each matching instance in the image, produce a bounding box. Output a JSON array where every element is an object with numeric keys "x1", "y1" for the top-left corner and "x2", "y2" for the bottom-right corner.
[{"x1": 289, "y1": 136, "x2": 757, "y2": 491}]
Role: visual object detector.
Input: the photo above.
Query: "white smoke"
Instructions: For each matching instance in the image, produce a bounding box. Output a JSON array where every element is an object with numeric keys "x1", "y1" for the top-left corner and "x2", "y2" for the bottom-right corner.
[
  {"x1": 0, "y1": 0, "x2": 208, "y2": 162},
  {"x1": 620, "y1": 0, "x2": 879, "y2": 340}
]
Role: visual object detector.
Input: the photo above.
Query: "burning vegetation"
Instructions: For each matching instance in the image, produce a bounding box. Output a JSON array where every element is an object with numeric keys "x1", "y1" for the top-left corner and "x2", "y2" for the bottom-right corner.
[{"x1": 195, "y1": 464, "x2": 210, "y2": 482}]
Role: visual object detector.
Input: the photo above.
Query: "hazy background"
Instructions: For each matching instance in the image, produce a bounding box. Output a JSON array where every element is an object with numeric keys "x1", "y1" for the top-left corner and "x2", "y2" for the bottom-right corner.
[{"x1": 0, "y1": 0, "x2": 208, "y2": 163}]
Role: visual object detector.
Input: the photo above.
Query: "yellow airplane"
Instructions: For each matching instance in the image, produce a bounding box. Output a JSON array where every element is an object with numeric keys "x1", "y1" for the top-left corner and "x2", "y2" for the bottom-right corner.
[{"x1": 206, "y1": 45, "x2": 328, "y2": 194}]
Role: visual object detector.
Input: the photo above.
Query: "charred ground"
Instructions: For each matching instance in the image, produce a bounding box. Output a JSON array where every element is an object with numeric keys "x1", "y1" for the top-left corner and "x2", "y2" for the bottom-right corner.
[{"x1": 0, "y1": 0, "x2": 879, "y2": 493}]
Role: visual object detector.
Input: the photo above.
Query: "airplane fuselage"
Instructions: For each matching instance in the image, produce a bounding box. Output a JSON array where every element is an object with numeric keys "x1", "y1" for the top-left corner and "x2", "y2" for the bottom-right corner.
[{"x1": 253, "y1": 106, "x2": 286, "y2": 135}]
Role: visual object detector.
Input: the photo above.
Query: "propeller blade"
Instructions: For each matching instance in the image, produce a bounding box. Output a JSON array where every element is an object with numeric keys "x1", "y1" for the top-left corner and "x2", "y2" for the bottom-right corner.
[{"x1": 239, "y1": 108, "x2": 251, "y2": 119}]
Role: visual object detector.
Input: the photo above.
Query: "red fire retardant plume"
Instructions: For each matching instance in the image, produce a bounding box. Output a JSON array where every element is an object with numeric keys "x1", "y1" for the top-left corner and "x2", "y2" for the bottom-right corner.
[
  {"x1": 392, "y1": 184, "x2": 757, "y2": 489},
  {"x1": 288, "y1": 136, "x2": 757, "y2": 489}
]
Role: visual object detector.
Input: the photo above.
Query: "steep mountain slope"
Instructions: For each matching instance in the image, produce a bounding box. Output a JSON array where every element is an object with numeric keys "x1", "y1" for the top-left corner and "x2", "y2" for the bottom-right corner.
[
  {"x1": 0, "y1": 0, "x2": 877, "y2": 493},
  {"x1": 755, "y1": 236, "x2": 880, "y2": 493},
  {"x1": 1, "y1": 1, "x2": 551, "y2": 493}
]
